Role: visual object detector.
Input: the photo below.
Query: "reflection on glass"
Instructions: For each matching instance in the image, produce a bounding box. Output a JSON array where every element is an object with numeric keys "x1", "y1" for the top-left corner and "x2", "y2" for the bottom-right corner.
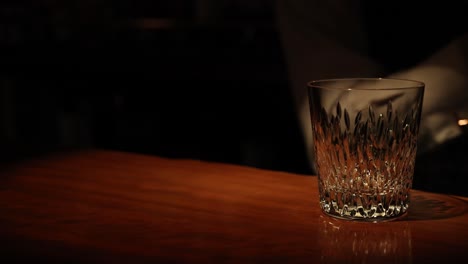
[{"x1": 318, "y1": 216, "x2": 412, "y2": 263}]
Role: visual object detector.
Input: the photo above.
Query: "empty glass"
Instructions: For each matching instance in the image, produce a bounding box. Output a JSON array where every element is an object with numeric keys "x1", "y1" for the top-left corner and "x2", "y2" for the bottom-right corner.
[{"x1": 308, "y1": 78, "x2": 425, "y2": 222}]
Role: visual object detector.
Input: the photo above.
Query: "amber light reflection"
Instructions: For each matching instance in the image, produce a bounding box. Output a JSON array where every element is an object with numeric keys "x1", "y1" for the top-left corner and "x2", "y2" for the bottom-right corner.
[
  {"x1": 458, "y1": 119, "x2": 468, "y2": 126},
  {"x1": 318, "y1": 216, "x2": 412, "y2": 263}
]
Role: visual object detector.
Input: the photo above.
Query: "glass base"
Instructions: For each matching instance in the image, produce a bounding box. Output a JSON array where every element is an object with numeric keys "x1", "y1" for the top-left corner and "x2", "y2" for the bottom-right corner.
[
  {"x1": 318, "y1": 188, "x2": 411, "y2": 222},
  {"x1": 320, "y1": 209, "x2": 408, "y2": 222}
]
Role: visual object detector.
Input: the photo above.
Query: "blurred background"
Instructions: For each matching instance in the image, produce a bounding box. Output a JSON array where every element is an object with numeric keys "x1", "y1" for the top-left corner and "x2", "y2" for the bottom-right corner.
[
  {"x1": 0, "y1": 0, "x2": 310, "y2": 174},
  {"x1": 1, "y1": 1, "x2": 467, "y2": 196}
]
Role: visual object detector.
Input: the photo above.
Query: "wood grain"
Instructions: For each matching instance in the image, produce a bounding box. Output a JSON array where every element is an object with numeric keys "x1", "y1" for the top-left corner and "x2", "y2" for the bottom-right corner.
[{"x1": 0, "y1": 149, "x2": 467, "y2": 263}]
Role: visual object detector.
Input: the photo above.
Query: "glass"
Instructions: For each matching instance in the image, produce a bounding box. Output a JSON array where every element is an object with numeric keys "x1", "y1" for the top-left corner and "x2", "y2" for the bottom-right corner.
[{"x1": 307, "y1": 78, "x2": 425, "y2": 222}]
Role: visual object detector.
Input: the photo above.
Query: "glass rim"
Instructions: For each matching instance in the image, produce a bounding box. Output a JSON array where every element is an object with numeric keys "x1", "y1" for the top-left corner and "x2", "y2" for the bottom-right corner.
[{"x1": 307, "y1": 77, "x2": 425, "y2": 91}]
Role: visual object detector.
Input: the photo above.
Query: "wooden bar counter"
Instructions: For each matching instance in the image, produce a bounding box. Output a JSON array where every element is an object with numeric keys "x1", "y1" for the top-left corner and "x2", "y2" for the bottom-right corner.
[{"x1": 1, "y1": 150, "x2": 467, "y2": 263}]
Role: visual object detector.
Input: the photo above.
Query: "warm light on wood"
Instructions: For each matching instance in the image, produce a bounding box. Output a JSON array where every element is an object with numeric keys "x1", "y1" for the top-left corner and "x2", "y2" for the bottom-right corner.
[{"x1": 0, "y1": 150, "x2": 467, "y2": 263}]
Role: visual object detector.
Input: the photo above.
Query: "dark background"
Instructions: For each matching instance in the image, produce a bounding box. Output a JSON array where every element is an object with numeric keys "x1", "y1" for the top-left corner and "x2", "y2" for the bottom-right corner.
[
  {"x1": 1, "y1": 0, "x2": 467, "y2": 196},
  {"x1": 0, "y1": 0, "x2": 310, "y2": 174}
]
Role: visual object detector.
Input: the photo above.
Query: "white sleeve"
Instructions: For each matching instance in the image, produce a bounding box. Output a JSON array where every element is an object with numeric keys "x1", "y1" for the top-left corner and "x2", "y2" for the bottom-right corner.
[{"x1": 389, "y1": 33, "x2": 468, "y2": 152}]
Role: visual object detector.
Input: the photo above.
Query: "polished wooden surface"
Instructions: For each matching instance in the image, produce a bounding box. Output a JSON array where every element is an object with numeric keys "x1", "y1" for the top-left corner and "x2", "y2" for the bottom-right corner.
[{"x1": 1, "y1": 150, "x2": 467, "y2": 263}]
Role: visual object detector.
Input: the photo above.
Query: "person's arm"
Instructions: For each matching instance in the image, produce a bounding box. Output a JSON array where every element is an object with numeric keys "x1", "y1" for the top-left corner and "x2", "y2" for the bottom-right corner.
[
  {"x1": 275, "y1": 0, "x2": 385, "y2": 171},
  {"x1": 277, "y1": 0, "x2": 468, "y2": 170},
  {"x1": 389, "y1": 33, "x2": 468, "y2": 152}
]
